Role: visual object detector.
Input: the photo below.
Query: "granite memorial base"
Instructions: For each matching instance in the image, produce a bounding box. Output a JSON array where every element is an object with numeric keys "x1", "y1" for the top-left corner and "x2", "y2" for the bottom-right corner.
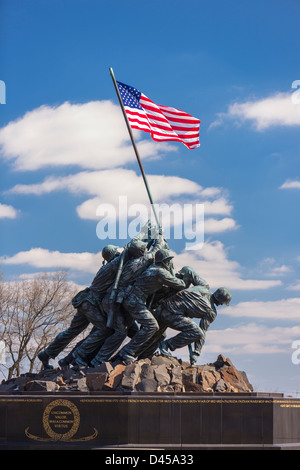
[{"x1": 0, "y1": 391, "x2": 300, "y2": 450}]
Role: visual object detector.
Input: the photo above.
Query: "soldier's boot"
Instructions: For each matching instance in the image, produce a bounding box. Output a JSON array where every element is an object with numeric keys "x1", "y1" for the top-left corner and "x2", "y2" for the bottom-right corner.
[
  {"x1": 58, "y1": 356, "x2": 71, "y2": 368},
  {"x1": 118, "y1": 349, "x2": 136, "y2": 365},
  {"x1": 37, "y1": 350, "x2": 54, "y2": 370},
  {"x1": 90, "y1": 355, "x2": 105, "y2": 367},
  {"x1": 72, "y1": 350, "x2": 89, "y2": 368},
  {"x1": 158, "y1": 339, "x2": 172, "y2": 358}
]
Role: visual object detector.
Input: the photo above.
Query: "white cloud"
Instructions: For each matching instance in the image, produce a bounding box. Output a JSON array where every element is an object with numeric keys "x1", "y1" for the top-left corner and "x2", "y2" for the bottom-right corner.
[
  {"x1": 224, "y1": 298, "x2": 300, "y2": 320},
  {"x1": 9, "y1": 169, "x2": 203, "y2": 203},
  {"x1": 205, "y1": 323, "x2": 300, "y2": 355},
  {"x1": 0, "y1": 248, "x2": 102, "y2": 274},
  {"x1": 287, "y1": 281, "x2": 300, "y2": 291},
  {"x1": 171, "y1": 240, "x2": 281, "y2": 291},
  {"x1": 268, "y1": 265, "x2": 292, "y2": 276},
  {"x1": 204, "y1": 217, "x2": 238, "y2": 233},
  {"x1": 6, "y1": 274, "x2": 85, "y2": 293},
  {"x1": 201, "y1": 197, "x2": 233, "y2": 216},
  {"x1": 279, "y1": 179, "x2": 300, "y2": 190},
  {"x1": 8, "y1": 169, "x2": 236, "y2": 235},
  {"x1": 0, "y1": 240, "x2": 281, "y2": 291},
  {"x1": 0, "y1": 101, "x2": 175, "y2": 171},
  {"x1": 210, "y1": 92, "x2": 300, "y2": 131},
  {"x1": 259, "y1": 257, "x2": 293, "y2": 277},
  {"x1": 0, "y1": 101, "x2": 237, "y2": 236},
  {"x1": 0, "y1": 202, "x2": 18, "y2": 219}
]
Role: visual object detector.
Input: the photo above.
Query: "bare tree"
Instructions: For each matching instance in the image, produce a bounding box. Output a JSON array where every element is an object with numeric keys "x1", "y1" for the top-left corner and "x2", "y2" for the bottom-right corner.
[{"x1": 0, "y1": 271, "x2": 80, "y2": 379}]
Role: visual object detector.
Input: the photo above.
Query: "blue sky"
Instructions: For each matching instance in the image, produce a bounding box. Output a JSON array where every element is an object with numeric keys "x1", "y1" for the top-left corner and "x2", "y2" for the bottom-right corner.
[{"x1": 1, "y1": 0, "x2": 300, "y2": 393}]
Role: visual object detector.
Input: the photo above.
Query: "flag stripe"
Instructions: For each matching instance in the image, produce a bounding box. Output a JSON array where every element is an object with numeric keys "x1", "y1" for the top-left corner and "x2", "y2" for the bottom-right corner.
[
  {"x1": 140, "y1": 109, "x2": 199, "y2": 126},
  {"x1": 126, "y1": 106, "x2": 199, "y2": 131},
  {"x1": 141, "y1": 97, "x2": 199, "y2": 121},
  {"x1": 117, "y1": 81, "x2": 200, "y2": 149},
  {"x1": 141, "y1": 99, "x2": 198, "y2": 120},
  {"x1": 130, "y1": 127, "x2": 199, "y2": 146},
  {"x1": 126, "y1": 114, "x2": 200, "y2": 140},
  {"x1": 140, "y1": 100, "x2": 199, "y2": 123},
  {"x1": 127, "y1": 120, "x2": 200, "y2": 141},
  {"x1": 126, "y1": 110, "x2": 199, "y2": 132}
]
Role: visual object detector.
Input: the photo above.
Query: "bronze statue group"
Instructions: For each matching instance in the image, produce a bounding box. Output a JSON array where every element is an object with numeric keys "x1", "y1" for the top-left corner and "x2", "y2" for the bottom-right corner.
[{"x1": 38, "y1": 222, "x2": 232, "y2": 370}]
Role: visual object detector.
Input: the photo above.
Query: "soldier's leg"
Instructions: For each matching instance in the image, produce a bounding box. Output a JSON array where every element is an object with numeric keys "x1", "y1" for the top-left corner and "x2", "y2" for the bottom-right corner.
[
  {"x1": 118, "y1": 299, "x2": 159, "y2": 361},
  {"x1": 72, "y1": 328, "x2": 112, "y2": 366},
  {"x1": 127, "y1": 321, "x2": 139, "y2": 338},
  {"x1": 58, "y1": 327, "x2": 98, "y2": 367},
  {"x1": 38, "y1": 307, "x2": 90, "y2": 368},
  {"x1": 136, "y1": 328, "x2": 167, "y2": 359},
  {"x1": 136, "y1": 307, "x2": 167, "y2": 359},
  {"x1": 71, "y1": 301, "x2": 112, "y2": 366},
  {"x1": 159, "y1": 310, "x2": 203, "y2": 352},
  {"x1": 90, "y1": 307, "x2": 134, "y2": 366},
  {"x1": 189, "y1": 332, "x2": 207, "y2": 365}
]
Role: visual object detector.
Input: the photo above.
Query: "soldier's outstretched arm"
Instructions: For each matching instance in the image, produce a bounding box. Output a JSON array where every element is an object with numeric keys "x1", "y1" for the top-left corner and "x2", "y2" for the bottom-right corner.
[{"x1": 160, "y1": 270, "x2": 186, "y2": 291}]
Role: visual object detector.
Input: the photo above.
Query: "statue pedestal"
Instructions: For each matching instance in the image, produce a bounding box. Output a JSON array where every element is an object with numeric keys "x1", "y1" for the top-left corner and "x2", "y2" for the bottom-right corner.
[{"x1": 1, "y1": 391, "x2": 300, "y2": 450}]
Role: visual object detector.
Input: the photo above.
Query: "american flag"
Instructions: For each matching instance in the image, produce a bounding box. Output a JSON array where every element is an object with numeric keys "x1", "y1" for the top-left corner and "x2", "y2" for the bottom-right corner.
[{"x1": 117, "y1": 81, "x2": 200, "y2": 149}]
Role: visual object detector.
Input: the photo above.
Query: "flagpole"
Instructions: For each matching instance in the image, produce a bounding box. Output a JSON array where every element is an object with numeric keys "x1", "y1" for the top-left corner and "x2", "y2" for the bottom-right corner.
[{"x1": 109, "y1": 67, "x2": 161, "y2": 229}]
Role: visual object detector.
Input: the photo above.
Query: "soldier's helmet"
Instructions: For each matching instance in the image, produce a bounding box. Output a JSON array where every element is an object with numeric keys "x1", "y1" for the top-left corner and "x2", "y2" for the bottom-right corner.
[
  {"x1": 176, "y1": 266, "x2": 194, "y2": 278},
  {"x1": 128, "y1": 239, "x2": 148, "y2": 258},
  {"x1": 155, "y1": 248, "x2": 174, "y2": 265},
  {"x1": 102, "y1": 245, "x2": 120, "y2": 263},
  {"x1": 213, "y1": 287, "x2": 232, "y2": 306}
]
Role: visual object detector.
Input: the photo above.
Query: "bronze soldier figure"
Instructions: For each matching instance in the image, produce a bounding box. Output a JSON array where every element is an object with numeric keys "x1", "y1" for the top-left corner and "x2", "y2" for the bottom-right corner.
[
  {"x1": 71, "y1": 236, "x2": 164, "y2": 366},
  {"x1": 156, "y1": 284, "x2": 231, "y2": 362},
  {"x1": 37, "y1": 245, "x2": 124, "y2": 369},
  {"x1": 117, "y1": 249, "x2": 186, "y2": 363}
]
